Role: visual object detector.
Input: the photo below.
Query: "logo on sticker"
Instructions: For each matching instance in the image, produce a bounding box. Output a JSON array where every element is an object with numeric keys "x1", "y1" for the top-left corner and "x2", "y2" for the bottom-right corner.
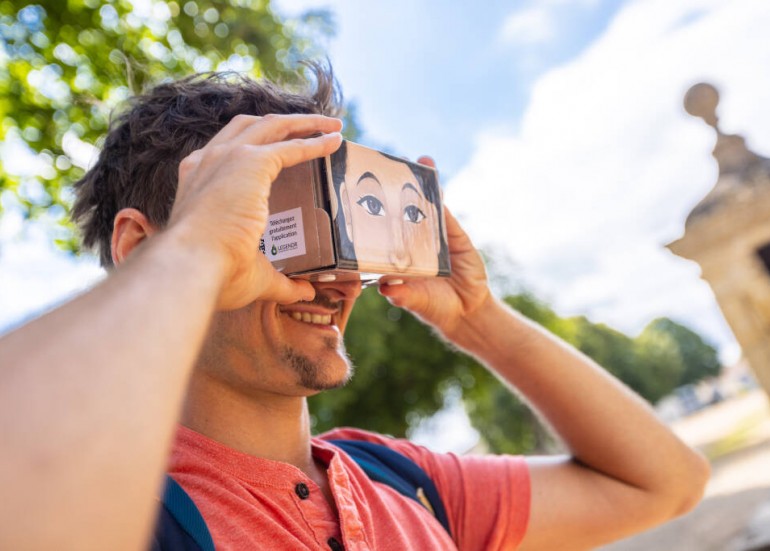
[{"x1": 261, "y1": 207, "x2": 306, "y2": 262}]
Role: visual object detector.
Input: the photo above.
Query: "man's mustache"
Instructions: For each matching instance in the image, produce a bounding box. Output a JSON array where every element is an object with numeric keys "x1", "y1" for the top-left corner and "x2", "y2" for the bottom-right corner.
[{"x1": 302, "y1": 293, "x2": 341, "y2": 311}]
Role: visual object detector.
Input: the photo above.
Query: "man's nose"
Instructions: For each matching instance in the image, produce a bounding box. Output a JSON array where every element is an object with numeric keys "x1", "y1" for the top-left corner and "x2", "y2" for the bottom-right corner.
[{"x1": 311, "y1": 277, "x2": 363, "y2": 301}]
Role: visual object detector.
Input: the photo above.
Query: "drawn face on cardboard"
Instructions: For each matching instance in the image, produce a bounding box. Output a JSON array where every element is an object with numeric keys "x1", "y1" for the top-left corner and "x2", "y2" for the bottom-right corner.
[{"x1": 338, "y1": 144, "x2": 441, "y2": 274}]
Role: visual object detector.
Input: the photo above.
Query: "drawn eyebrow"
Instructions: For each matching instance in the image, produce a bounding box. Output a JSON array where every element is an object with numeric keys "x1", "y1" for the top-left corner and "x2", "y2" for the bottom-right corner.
[
  {"x1": 357, "y1": 171, "x2": 381, "y2": 187},
  {"x1": 402, "y1": 182, "x2": 423, "y2": 197}
]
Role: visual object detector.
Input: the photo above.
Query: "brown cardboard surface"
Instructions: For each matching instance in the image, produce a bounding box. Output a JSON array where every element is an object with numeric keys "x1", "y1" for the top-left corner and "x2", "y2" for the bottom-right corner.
[{"x1": 262, "y1": 140, "x2": 450, "y2": 282}]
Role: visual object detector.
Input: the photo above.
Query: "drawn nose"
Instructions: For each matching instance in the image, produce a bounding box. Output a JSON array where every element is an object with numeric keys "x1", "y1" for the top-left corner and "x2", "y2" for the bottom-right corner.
[{"x1": 388, "y1": 220, "x2": 411, "y2": 272}]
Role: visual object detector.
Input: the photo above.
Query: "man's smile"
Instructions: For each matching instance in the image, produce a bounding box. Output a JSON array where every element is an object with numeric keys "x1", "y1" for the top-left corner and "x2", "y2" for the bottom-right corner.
[
  {"x1": 280, "y1": 309, "x2": 333, "y2": 326},
  {"x1": 277, "y1": 293, "x2": 344, "y2": 329}
]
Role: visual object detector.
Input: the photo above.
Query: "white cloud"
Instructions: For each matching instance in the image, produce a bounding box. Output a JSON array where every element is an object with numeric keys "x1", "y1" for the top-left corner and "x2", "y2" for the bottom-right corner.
[
  {"x1": 62, "y1": 131, "x2": 99, "y2": 170},
  {"x1": 447, "y1": 0, "x2": 770, "y2": 360},
  {"x1": 499, "y1": 0, "x2": 603, "y2": 47},
  {"x1": 544, "y1": 0, "x2": 601, "y2": 7},
  {"x1": 499, "y1": 7, "x2": 556, "y2": 46},
  {"x1": 0, "y1": 130, "x2": 47, "y2": 177},
  {"x1": 0, "y1": 212, "x2": 103, "y2": 334}
]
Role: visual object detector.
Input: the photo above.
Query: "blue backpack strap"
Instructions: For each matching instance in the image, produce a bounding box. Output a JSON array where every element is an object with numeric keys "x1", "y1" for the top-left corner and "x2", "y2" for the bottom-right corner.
[
  {"x1": 151, "y1": 475, "x2": 216, "y2": 551},
  {"x1": 328, "y1": 439, "x2": 452, "y2": 538}
]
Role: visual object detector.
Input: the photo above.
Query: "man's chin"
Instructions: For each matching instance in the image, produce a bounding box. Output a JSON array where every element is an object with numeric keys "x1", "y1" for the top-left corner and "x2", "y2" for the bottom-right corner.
[
  {"x1": 302, "y1": 372, "x2": 353, "y2": 393},
  {"x1": 280, "y1": 346, "x2": 354, "y2": 392}
]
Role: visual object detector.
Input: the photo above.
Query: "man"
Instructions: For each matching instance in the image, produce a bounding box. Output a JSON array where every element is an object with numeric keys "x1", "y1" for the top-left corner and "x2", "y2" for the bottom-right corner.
[{"x1": 0, "y1": 66, "x2": 709, "y2": 550}]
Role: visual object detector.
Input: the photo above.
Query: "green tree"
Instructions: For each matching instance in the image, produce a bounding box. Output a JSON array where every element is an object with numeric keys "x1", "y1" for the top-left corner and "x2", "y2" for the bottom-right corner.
[
  {"x1": 558, "y1": 316, "x2": 721, "y2": 404},
  {"x1": 638, "y1": 317, "x2": 721, "y2": 388},
  {"x1": 459, "y1": 293, "x2": 564, "y2": 454},
  {"x1": 505, "y1": 292, "x2": 563, "y2": 335},
  {"x1": 310, "y1": 284, "x2": 724, "y2": 456},
  {"x1": 559, "y1": 316, "x2": 642, "y2": 389},
  {"x1": 0, "y1": 0, "x2": 339, "y2": 248},
  {"x1": 461, "y1": 364, "x2": 556, "y2": 455},
  {"x1": 310, "y1": 287, "x2": 471, "y2": 437},
  {"x1": 632, "y1": 324, "x2": 686, "y2": 403},
  {"x1": 310, "y1": 288, "x2": 561, "y2": 454}
]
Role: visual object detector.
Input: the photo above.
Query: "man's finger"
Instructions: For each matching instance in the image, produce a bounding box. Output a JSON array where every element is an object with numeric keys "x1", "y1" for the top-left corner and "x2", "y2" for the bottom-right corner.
[
  {"x1": 378, "y1": 281, "x2": 437, "y2": 323},
  {"x1": 253, "y1": 114, "x2": 343, "y2": 145},
  {"x1": 178, "y1": 149, "x2": 203, "y2": 181},
  {"x1": 443, "y1": 207, "x2": 471, "y2": 241},
  {"x1": 263, "y1": 271, "x2": 317, "y2": 305},
  {"x1": 257, "y1": 132, "x2": 343, "y2": 173},
  {"x1": 209, "y1": 114, "x2": 342, "y2": 148},
  {"x1": 417, "y1": 155, "x2": 436, "y2": 168}
]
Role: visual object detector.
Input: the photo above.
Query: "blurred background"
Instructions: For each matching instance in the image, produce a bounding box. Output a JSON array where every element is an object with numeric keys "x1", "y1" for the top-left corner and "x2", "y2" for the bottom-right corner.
[{"x1": 2, "y1": 1, "x2": 770, "y2": 548}]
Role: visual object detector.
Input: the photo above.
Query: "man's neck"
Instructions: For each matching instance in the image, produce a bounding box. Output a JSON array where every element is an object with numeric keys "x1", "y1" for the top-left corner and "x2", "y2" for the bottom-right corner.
[{"x1": 179, "y1": 371, "x2": 315, "y2": 473}]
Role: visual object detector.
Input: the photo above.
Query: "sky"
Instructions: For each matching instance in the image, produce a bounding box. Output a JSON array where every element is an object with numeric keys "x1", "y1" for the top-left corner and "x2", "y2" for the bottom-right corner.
[
  {"x1": 3, "y1": 0, "x2": 770, "y2": 373},
  {"x1": 271, "y1": 0, "x2": 770, "y2": 370}
]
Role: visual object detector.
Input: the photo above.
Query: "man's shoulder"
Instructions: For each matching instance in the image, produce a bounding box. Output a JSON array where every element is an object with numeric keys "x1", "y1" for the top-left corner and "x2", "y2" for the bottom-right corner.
[
  {"x1": 316, "y1": 426, "x2": 475, "y2": 486},
  {"x1": 315, "y1": 427, "x2": 432, "y2": 460},
  {"x1": 317, "y1": 427, "x2": 402, "y2": 446}
]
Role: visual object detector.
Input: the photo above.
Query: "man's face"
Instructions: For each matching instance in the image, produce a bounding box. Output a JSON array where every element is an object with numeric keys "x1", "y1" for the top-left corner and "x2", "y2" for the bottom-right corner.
[
  {"x1": 197, "y1": 278, "x2": 362, "y2": 397},
  {"x1": 341, "y1": 146, "x2": 440, "y2": 274}
]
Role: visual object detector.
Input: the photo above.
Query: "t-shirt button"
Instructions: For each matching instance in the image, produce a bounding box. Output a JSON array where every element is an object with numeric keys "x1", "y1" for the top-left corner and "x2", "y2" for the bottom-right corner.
[
  {"x1": 327, "y1": 537, "x2": 344, "y2": 550},
  {"x1": 295, "y1": 482, "x2": 310, "y2": 500}
]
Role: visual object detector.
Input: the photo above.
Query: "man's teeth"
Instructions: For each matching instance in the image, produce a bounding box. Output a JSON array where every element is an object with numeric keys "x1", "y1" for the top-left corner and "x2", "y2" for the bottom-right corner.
[{"x1": 288, "y1": 311, "x2": 332, "y2": 325}]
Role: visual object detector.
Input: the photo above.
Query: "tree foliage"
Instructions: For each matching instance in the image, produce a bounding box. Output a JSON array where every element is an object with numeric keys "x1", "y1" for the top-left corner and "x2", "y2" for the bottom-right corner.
[
  {"x1": 310, "y1": 287, "x2": 471, "y2": 437},
  {"x1": 638, "y1": 317, "x2": 721, "y2": 388},
  {"x1": 311, "y1": 285, "x2": 723, "y2": 455},
  {"x1": 0, "y1": 0, "x2": 338, "y2": 247}
]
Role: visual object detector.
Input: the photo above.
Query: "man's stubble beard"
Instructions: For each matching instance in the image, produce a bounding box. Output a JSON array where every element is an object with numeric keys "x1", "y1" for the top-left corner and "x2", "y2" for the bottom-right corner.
[{"x1": 281, "y1": 336, "x2": 355, "y2": 391}]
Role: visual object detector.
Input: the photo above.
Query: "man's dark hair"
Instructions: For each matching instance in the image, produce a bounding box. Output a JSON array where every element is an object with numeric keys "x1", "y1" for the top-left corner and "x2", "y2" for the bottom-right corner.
[{"x1": 72, "y1": 63, "x2": 342, "y2": 267}]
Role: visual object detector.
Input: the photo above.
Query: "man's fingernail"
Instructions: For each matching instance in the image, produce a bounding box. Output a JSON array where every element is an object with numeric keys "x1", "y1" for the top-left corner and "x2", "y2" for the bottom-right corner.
[{"x1": 385, "y1": 279, "x2": 404, "y2": 286}]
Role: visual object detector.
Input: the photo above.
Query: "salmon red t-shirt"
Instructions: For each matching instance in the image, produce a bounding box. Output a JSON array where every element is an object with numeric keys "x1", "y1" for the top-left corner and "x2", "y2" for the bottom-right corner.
[{"x1": 168, "y1": 426, "x2": 530, "y2": 550}]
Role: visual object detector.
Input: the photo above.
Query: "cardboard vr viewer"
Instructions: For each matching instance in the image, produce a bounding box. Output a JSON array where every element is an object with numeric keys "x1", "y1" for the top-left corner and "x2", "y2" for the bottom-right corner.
[{"x1": 260, "y1": 140, "x2": 450, "y2": 283}]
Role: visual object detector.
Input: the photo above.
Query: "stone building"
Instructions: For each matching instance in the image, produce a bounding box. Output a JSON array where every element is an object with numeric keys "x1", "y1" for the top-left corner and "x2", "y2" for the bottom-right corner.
[{"x1": 668, "y1": 83, "x2": 770, "y2": 396}]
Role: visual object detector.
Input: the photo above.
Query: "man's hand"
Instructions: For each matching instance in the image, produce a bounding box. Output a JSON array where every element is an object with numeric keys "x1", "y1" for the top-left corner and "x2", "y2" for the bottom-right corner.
[
  {"x1": 168, "y1": 113, "x2": 343, "y2": 310},
  {"x1": 378, "y1": 157, "x2": 491, "y2": 341}
]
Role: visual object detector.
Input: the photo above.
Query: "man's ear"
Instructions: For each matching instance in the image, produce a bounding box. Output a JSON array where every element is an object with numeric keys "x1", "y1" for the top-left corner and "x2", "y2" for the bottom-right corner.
[{"x1": 111, "y1": 208, "x2": 158, "y2": 266}]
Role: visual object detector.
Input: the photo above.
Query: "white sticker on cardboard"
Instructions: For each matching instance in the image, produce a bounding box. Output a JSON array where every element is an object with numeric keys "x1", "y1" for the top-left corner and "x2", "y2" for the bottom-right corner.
[{"x1": 263, "y1": 207, "x2": 306, "y2": 261}]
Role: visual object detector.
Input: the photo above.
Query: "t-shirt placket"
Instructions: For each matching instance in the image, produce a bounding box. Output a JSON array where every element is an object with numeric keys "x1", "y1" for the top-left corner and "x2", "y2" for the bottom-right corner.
[
  {"x1": 326, "y1": 453, "x2": 370, "y2": 551},
  {"x1": 292, "y1": 476, "x2": 346, "y2": 550}
]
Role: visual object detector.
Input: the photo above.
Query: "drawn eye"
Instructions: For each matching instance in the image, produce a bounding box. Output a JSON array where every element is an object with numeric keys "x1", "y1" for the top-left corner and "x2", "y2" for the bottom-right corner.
[
  {"x1": 403, "y1": 205, "x2": 426, "y2": 224},
  {"x1": 357, "y1": 195, "x2": 385, "y2": 216}
]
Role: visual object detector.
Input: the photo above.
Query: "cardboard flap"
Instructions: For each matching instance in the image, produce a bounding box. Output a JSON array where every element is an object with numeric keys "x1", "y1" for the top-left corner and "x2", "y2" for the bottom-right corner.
[
  {"x1": 263, "y1": 162, "x2": 323, "y2": 274},
  {"x1": 314, "y1": 207, "x2": 335, "y2": 266}
]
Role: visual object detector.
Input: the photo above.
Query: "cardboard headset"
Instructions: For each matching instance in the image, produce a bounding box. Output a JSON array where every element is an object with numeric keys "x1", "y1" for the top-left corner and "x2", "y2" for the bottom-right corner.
[{"x1": 260, "y1": 140, "x2": 450, "y2": 284}]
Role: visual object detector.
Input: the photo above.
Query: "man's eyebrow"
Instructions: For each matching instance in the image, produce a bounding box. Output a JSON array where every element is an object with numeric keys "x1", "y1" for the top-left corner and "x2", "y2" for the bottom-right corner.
[{"x1": 357, "y1": 171, "x2": 381, "y2": 186}]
